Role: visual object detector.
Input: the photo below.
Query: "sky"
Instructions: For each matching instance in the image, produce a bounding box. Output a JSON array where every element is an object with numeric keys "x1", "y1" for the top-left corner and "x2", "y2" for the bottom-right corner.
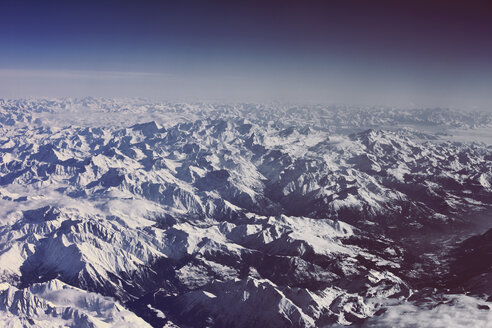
[{"x1": 0, "y1": 0, "x2": 491, "y2": 108}]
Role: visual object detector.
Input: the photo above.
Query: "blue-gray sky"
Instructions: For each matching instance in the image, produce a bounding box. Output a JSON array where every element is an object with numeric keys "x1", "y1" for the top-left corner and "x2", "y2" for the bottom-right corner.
[{"x1": 1, "y1": 0, "x2": 491, "y2": 108}]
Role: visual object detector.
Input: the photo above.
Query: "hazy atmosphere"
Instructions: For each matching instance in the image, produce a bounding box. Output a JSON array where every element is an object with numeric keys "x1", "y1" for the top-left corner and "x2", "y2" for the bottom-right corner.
[{"x1": 1, "y1": 0, "x2": 491, "y2": 108}]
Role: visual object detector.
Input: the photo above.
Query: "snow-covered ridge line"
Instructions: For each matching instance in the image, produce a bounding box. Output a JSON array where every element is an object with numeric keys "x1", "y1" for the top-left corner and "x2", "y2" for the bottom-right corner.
[
  {"x1": 1, "y1": 97, "x2": 491, "y2": 130},
  {"x1": 0, "y1": 99, "x2": 490, "y2": 327}
]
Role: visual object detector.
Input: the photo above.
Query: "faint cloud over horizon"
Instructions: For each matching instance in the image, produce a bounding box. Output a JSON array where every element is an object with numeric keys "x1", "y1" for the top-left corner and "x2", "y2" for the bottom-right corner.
[
  {"x1": 0, "y1": 68, "x2": 490, "y2": 111},
  {"x1": 0, "y1": 0, "x2": 491, "y2": 110}
]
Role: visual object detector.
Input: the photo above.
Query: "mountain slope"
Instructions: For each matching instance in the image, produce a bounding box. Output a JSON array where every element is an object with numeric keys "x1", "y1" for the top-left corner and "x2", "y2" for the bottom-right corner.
[{"x1": 0, "y1": 98, "x2": 491, "y2": 327}]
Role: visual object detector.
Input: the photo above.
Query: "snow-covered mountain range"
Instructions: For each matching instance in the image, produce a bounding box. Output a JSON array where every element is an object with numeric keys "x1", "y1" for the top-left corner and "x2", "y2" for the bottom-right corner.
[{"x1": 0, "y1": 98, "x2": 491, "y2": 327}]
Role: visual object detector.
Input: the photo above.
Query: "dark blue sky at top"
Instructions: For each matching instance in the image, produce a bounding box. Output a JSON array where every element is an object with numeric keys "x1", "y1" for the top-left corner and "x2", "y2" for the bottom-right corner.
[{"x1": 0, "y1": 0, "x2": 491, "y2": 107}]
